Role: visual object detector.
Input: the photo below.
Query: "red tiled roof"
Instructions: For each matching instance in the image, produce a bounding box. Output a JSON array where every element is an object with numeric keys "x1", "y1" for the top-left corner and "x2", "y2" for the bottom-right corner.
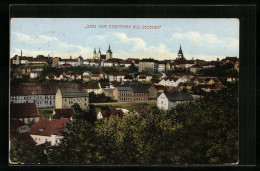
[
  {"x1": 100, "y1": 110, "x2": 124, "y2": 118},
  {"x1": 30, "y1": 118, "x2": 69, "y2": 136},
  {"x1": 54, "y1": 109, "x2": 75, "y2": 119},
  {"x1": 81, "y1": 83, "x2": 99, "y2": 89},
  {"x1": 99, "y1": 82, "x2": 110, "y2": 88},
  {"x1": 10, "y1": 103, "x2": 39, "y2": 118},
  {"x1": 10, "y1": 120, "x2": 27, "y2": 132},
  {"x1": 153, "y1": 85, "x2": 166, "y2": 91},
  {"x1": 165, "y1": 86, "x2": 181, "y2": 92},
  {"x1": 135, "y1": 107, "x2": 149, "y2": 115},
  {"x1": 10, "y1": 132, "x2": 36, "y2": 146}
]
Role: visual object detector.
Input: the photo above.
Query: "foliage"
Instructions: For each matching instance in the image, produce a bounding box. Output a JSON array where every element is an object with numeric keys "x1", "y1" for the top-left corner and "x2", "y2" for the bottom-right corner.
[
  {"x1": 75, "y1": 105, "x2": 97, "y2": 124},
  {"x1": 198, "y1": 63, "x2": 238, "y2": 77},
  {"x1": 47, "y1": 83, "x2": 238, "y2": 165},
  {"x1": 170, "y1": 82, "x2": 238, "y2": 164},
  {"x1": 10, "y1": 138, "x2": 46, "y2": 164},
  {"x1": 89, "y1": 92, "x2": 116, "y2": 103}
]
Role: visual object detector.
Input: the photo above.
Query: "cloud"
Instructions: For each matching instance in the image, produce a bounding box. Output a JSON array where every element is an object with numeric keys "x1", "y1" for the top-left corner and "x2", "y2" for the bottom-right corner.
[
  {"x1": 170, "y1": 31, "x2": 239, "y2": 58},
  {"x1": 11, "y1": 32, "x2": 93, "y2": 58}
]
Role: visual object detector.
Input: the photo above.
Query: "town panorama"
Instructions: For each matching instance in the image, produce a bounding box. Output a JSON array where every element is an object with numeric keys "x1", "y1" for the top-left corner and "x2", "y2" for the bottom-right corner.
[{"x1": 10, "y1": 43, "x2": 239, "y2": 164}]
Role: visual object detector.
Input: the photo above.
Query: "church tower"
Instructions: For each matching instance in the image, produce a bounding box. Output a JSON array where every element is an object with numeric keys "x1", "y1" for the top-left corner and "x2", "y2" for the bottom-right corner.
[
  {"x1": 176, "y1": 45, "x2": 186, "y2": 60},
  {"x1": 93, "y1": 48, "x2": 97, "y2": 59},
  {"x1": 97, "y1": 48, "x2": 101, "y2": 58},
  {"x1": 106, "y1": 44, "x2": 112, "y2": 59}
]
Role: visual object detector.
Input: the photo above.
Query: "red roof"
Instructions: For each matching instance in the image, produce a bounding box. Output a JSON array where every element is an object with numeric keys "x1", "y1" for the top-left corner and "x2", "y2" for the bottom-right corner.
[
  {"x1": 10, "y1": 103, "x2": 39, "y2": 118},
  {"x1": 81, "y1": 83, "x2": 99, "y2": 89},
  {"x1": 10, "y1": 120, "x2": 27, "y2": 132},
  {"x1": 165, "y1": 86, "x2": 181, "y2": 92},
  {"x1": 30, "y1": 118, "x2": 69, "y2": 136},
  {"x1": 10, "y1": 132, "x2": 36, "y2": 147},
  {"x1": 153, "y1": 85, "x2": 166, "y2": 91},
  {"x1": 100, "y1": 110, "x2": 124, "y2": 118},
  {"x1": 54, "y1": 109, "x2": 75, "y2": 119},
  {"x1": 99, "y1": 82, "x2": 110, "y2": 88},
  {"x1": 134, "y1": 107, "x2": 149, "y2": 115}
]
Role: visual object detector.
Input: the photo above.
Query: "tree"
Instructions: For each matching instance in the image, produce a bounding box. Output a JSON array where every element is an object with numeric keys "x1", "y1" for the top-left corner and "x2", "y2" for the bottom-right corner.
[{"x1": 10, "y1": 138, "x2": 45, "y2": 164}]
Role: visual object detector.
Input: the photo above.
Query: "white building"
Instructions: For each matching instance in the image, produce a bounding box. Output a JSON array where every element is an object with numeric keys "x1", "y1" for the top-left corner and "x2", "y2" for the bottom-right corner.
[
  {"x1": 157, "y1": 91, "x2": 193, "y2": 110},
  {"x1": 30, "y1": 118, "x2": 69, "y2": 146},
  {"x1": 10, "y1": 84, "x2": 56, "y2": 108}
]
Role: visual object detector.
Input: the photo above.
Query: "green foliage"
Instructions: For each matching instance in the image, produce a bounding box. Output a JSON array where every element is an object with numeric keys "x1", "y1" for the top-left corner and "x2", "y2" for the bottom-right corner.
[
  {"x1": 89, "y1": 92, "x2": 116, "y2": 103},
  {"x1": 10, "y1": 138, "x2": 46, "y2": 164},
  {"x1": 198, "y1": 63, "x2": 238, "y2": 77},
  {"x1": 170, "y1": 82, "x2": 238, "y2": 164},
  {"x1": 75, "y1": 105, "x2": 97, "y2": 124}
]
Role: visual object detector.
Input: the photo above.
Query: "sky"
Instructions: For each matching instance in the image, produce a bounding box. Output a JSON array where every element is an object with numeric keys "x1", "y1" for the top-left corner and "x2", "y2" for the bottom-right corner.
[{"x1": 10, "y1": 18, "x2": 239, "y2": 61}]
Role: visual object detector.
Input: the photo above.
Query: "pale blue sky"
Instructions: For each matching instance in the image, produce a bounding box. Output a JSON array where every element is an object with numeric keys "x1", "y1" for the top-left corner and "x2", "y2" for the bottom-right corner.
[{"x1": 10, "y1": 18, "x2": 239, "y2": 60}]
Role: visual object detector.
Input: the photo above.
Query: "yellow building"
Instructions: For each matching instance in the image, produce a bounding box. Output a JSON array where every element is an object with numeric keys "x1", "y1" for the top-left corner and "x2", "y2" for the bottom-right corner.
[
  {"x1": 138, "y1": 59, "x2": 158, "y2": 73},
  {"x1": 55, "y1": 87, "x2": 89, "y2": 110}
]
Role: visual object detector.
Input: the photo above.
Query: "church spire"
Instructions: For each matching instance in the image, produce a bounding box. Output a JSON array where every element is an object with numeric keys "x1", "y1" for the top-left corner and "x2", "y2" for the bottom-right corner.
[
  {"x1": 108, "y1": 44, "x2": 111, "y2": 50},
  {"x1": 98, "y1": 48, "x2": 101, "y2": 53}
]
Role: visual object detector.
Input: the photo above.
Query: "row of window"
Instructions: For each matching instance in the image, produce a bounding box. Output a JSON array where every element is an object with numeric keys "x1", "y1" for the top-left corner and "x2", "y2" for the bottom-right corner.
[{"x1": 10, "y1": 96, "x2": 54, "y2": 100}]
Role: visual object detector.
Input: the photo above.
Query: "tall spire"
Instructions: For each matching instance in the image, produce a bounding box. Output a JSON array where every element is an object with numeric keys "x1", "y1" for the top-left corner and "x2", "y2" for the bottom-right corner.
[
  {"x1": 180, "y1": 44, "x2": 182, "y2": 51},
  {"x1": 109, "y1": 44, "x2": 111, "y2": 50},
  {"x1": 98, "y1": 48, "x2": 101, "y2": 53},
  {"x1": 94, "y1": 48, "x2": 96, "y2": 53}
]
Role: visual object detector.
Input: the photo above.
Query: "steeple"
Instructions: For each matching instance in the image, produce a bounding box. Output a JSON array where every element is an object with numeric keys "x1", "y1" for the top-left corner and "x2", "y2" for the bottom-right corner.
[
  {"x1": 94, "y1": 48, "x2": 96, "y2": 53},
  {"x1": 98, "y1": 48, "x2": 101, "y2": 53},
  {"x1": 108, "y1": 44, "x2": 111, "y2": 50},
  {"x1": 178, "y1": 44, "x2": 183, "y2": 54},
  {"x1": 176, "y1": 44, "x2": 185, "y2": 60}
]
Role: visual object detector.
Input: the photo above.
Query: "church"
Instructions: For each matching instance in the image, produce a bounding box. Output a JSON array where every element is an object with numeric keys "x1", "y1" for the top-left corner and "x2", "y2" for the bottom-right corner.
[
  {"x1": 93, "y1": 44, "x2": 112, "y2": 60},
  {"x1": 176, "y1": 45, "x2": 186, "y2": 60}
]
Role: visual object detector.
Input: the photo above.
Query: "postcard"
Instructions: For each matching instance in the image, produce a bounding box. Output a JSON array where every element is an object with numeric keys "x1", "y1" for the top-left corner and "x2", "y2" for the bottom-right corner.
[{"x1": 9, "y1": 18, "x2": 239, "y2": 165}]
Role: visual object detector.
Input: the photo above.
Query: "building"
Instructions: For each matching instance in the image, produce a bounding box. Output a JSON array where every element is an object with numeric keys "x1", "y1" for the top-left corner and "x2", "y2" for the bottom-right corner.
[
  {"x1": 10, "y1": 103, "x2": 40, "y2": 125},
  {"x1": 81, "y1": 83, "x2": 102, "y2": 94},
  {"x1": 158, "y1": 61, "x2": 166, "y2": 73},
  {"x1": 93, "y1": 45, "x2": 112, "y2": 60},
  {"x1": 10, "y1": 84, "x2": 56, "y2": 108},
  {"x1": 175, "y1": 45, "x2": 186, "y2": 60},
  {"x1": 157, "y1": 91, "x2": 193, "y2": 110},
  {"x1": 30, "y1": 118, "x2": 69, "y2": 146},
  {"x1": 53, "y1": 108, "x2": 76, "y2": 120},
  {"x1": 108, "y1": 72, "x2": 128, "y2": 82},
  {"x1": 190, "y1": 64, "x2": 203, "y2": 74},
  {"x1": 97, "y1": 109, "x2": 124, "y2": 119},
  {"x1": 113, "y1": 85, "x2": 149, "y2": 102},
  {"x1": 138, "y1": 58, "x2": 159, "y2": 73},
  {"x1": 234, "y1": 60, "x2": 239, "y2": 71},
  {"x1": 55, "y1": 87, "x2": 89, "y2": 110},
  {"x1": 10, "y1": 120, "x2": 36, "y2": 147}
]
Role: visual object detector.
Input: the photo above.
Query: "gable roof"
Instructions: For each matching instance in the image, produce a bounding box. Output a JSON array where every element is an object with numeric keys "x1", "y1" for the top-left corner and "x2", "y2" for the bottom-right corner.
[
  {"x1": 54, "y1": 109, "x2": 76, "y2": 119},
  {"x1": 100, "y1": 110, "x2": 124, "y2": 118},
  {"x1": 163, "y1": 91, "x2": 194, "y2": 101},
  {"x1": 30, "y1": 118, "x2": 69, "y2": 136},
  {"x1": 10, "y1": 132, "x2": 36, "y2": 146},
  {"x1": 10, "y1": 103, "x2": 39, "y2": 118},
  {"x1": 134, "y1": 107, "x2": 149, "y2": 115},
  {"x1": 60, "y1": 87, "x2": 88, "y2": 98}
]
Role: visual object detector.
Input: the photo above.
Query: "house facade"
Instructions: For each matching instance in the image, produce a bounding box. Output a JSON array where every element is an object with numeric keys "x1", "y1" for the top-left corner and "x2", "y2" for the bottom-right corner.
[
  {"x1": 10, "y1": 103, "x2": 40, "y2": 125},
  {"x1": 113, "y1": 85, "x2": 149, "y2": 102},
  {"x1": 157, "y1": 91, "x2": 194, "y2": 110},
  {"x1": 30, "y1": 118, "x2": 69, "y2": 146},
  {"x1": 55, "y1": 87, "x2": 89, "y2": 110}
]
